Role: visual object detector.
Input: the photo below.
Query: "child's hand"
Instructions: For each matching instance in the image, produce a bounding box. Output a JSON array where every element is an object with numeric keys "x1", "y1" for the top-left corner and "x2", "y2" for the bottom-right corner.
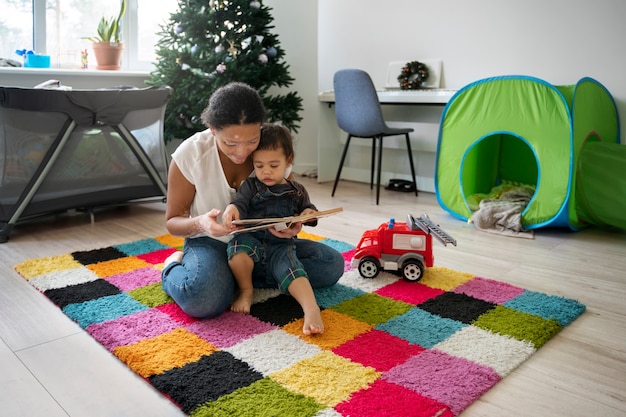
[
  {"x1": 300, "y1": 208, "x2": 319, "y2": 226},
  {"x1": 222, "y1": 204, "x2": 240, "y2": 230},
  {"x1": 300, "y1": 208, "x2": 317, "y2": 217},
  {"x1": 269, "y1": 221, "x2": 302, "y2": 239}
]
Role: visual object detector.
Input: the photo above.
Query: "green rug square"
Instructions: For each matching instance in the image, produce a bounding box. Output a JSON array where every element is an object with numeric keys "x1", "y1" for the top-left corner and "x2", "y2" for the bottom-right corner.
[
  {"x1": 191, "y1": 377, "x2": 324, "y2": 417},
  {"x1": 331, "y1": 292, "x2": 413, "y2": 325},
  {"x1": 129, "y1": 282, "x2": 173, "y2": 308},
  {"x1": 473, "y1": 305, "x2": 562, "y2": 348}
]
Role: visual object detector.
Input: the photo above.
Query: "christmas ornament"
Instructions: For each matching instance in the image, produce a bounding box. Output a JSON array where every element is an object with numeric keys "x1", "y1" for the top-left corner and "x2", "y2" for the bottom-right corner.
[
  {"x1": 265, "y1": 47, "x2": 277, "y2": 58},
  {"x1": 174, "y1": 24, "x2": 184, "y2": 34},
  {"x1": 250, "y1": 1, "x2": 261, "y2": 9},
  {"x1": 227, "y1": 40, "x2": 238, "y2": 56},
  {"x1": 190, "y1": 44, "x2": 198, "y2": 55},
  {"x1": 397, "y1": 61, "x2": 429, "y2": 90},
  {"x1": 216, "y1": 63, "x2": 226, "y2": 73},
  {"x1": 215, "y1": 45, "x2": 224, "y2": 53},
  {"x1": 258, "y1": 53, "x2": 268, "y2": 64},
  {"x1": 190, "y1": 68, "x2": 207, "y2": 77}
]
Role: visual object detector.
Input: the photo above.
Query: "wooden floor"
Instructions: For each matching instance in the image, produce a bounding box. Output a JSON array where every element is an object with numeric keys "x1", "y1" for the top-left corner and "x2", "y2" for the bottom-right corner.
[{"x1": 1, "y1": 177, "x2": 624, "y2": 417}]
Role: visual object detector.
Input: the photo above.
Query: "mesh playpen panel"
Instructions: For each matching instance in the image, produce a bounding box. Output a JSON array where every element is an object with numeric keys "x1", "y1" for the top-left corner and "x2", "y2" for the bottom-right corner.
[{"x1": 0, "y1": 86, "x2": 172, "y2": 241}]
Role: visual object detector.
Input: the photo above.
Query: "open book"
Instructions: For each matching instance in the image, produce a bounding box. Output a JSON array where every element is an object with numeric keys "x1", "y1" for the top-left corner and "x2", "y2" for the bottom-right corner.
[{"x1": 230, "y1": 207, "x2": 343, "y2": 234}]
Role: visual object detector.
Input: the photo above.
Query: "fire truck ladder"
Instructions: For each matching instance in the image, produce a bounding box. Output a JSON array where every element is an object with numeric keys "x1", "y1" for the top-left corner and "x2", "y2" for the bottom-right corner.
[{"x1": 408, "y1": 214, "x2": 457, "y2": 247}]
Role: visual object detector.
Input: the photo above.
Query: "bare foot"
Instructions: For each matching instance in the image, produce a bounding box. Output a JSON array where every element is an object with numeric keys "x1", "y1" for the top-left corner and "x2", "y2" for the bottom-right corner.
[
  {"x1": 164, "y1": 251, "x2": 183, "y2": 267},
  {"x1": 302, "y1": 306, "x2": 324, "y2": 335},
  {"x1": 231, "y1": 288, "x2": 253, "y2": 314}
]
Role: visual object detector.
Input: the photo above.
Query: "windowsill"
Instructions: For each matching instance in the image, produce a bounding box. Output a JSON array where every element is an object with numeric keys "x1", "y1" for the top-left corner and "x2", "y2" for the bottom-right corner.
[
  {"x1": 0, "y1": 66, "x2": 149, "y2": 77},
  {"x1": 0, "y1": 66, "x2": 152, "y2": 89}
]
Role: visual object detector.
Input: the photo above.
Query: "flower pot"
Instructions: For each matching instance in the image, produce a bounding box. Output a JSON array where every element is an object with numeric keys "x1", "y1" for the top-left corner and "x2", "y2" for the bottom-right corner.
[{"x1": 92, "y1": 42, "x2": 124, "y2": 70}]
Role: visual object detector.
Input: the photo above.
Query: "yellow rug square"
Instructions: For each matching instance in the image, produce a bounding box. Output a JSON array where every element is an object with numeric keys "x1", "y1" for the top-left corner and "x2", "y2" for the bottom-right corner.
[
  {"x1": 15, "y1": 254, "x2": 82, "y2": 279},
  {"x1": 155, "y1": 233, "x2": 184, "y2": 248},
  {"x1": 270, "y1": 350, "x2": 380, "y2": 407},
  {"x1": 282, "y1": 309, "x2": 372, "y2": 349},
  {"x1": 297, "y1": 230, "x2": 325, "y2": 241},
  {"x1": 420, "y1": 266, "x2": 475, "y2": 291}
]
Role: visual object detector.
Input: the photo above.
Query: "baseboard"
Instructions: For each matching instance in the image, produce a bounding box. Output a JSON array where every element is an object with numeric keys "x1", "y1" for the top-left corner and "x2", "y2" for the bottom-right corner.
[{"x1": 324, "y1": 167, "x2": 435, "y2": 193}]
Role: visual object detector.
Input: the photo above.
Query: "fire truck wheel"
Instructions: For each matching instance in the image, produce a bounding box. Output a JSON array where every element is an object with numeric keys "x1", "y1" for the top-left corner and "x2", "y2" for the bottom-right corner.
[
  {"x1": 358, "y1": 257, "x2": 381, "y2": 279},
  {"x1": 402, "y1": 260, "x2": 424, "y2": 282}
]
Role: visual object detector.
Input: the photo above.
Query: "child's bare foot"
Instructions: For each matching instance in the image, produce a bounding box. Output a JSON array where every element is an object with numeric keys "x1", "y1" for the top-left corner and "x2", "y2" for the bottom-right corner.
[
  {"x1": 164, "y1": 251, "x2": 183, "y2": 267},
  {"x1": 231, "y1": 289, "x2": 253, "y2": 313},
  {"x1": 302, "y1": 306, "x2": 324, "y2": 335}
]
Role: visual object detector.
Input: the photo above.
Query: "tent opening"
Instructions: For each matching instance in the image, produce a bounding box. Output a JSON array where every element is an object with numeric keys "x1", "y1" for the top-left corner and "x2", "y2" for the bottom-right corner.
[{"x1": 461, "y1": 133, "x2": 538, "y2": 207}]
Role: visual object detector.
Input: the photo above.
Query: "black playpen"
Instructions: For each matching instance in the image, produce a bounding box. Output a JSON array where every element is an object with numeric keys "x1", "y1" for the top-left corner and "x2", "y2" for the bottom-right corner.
[{"x1": 0, "y1": 86, "x2": 172, "y2": 242}]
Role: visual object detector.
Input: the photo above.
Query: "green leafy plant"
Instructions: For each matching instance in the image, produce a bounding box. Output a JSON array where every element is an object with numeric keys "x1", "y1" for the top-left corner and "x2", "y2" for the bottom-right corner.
[{"x1": 83, "y1": 0, "x2": 127, "y2": 43}]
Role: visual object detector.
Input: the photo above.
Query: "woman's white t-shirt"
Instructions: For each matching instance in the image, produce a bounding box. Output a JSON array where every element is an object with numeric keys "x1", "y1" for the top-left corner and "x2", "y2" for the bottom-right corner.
[{"x1": 171, "y1": 129, "x2": 238, "y2": 242}]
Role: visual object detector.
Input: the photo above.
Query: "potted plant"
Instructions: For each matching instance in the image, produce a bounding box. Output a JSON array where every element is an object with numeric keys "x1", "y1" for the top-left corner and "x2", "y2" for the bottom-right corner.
[{"x1": 83, "y1": 0, "x2": 127, "y2": 70}]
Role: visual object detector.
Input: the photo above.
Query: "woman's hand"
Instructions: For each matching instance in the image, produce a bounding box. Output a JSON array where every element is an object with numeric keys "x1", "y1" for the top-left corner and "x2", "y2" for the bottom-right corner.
[{"x1": 197, "y1": 208, "x2": 231, "y2": 237}]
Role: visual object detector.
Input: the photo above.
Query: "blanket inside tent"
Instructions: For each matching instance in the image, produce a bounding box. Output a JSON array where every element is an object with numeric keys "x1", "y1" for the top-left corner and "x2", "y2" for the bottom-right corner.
[{"x1": 468, "y1": 183, "x2": 535, "y2": 239}]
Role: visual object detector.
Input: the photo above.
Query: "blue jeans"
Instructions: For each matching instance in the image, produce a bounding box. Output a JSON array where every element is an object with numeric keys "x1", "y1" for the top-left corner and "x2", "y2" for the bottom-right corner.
[{"x1": 161, "y1": 236, "x2": 344, "y2": 318}]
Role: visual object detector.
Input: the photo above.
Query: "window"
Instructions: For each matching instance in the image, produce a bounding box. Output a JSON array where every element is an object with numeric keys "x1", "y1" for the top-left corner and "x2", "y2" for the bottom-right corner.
[
  {"x1": 0, "y1": 0, "x2": 177, "y2": 71},
  {"x1": 392, "y1": 234, "x2": 425, "y2": 251},
  {"x1": 0, "y1": 0, "x2": 32, "y2": 64}
]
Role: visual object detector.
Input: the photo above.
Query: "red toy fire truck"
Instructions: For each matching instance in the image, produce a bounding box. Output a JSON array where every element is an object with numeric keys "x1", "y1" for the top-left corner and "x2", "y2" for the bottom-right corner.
[{"x1": 351, "y1": 214, "x2": 456, "y2": 282}]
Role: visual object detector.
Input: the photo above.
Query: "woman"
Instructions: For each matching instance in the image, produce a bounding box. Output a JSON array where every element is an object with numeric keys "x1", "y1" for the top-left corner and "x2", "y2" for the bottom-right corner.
[{"x1": 161, "y1": 82, "x2": 344, "y2": 319}]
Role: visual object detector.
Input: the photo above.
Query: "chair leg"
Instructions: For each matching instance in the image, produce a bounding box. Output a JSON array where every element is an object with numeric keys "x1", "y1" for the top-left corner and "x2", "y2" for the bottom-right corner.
[
  {"x1": 370, "y1": 136, "x2": 376, "y2": 189},
  {"x1": 375, "y1": 136, "x2": 383, "y2": 205},
  {"x1": 404, "y1": 133, "x2": 418, "y2": 196},
  {"x1": 332, "y1": 135, "x2": 352, "y2": 197}
]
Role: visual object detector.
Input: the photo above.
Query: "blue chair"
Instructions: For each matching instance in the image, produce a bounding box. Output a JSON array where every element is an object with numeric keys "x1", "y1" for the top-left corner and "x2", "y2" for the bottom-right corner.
[{"x1": 331, "y1": 68, "x2": 417, "y2": 205}]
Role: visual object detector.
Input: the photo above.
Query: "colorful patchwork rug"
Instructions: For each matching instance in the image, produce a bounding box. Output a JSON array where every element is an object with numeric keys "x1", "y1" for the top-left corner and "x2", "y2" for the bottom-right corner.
[{"x1": 15, "y1": 232, "x2": 586, "y2": 416}]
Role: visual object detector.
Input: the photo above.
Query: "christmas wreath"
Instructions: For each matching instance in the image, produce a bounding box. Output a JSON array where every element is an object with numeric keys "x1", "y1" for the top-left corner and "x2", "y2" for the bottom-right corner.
[{"x1": 397, "y1": 61, "x2": 429, "y2": 90}]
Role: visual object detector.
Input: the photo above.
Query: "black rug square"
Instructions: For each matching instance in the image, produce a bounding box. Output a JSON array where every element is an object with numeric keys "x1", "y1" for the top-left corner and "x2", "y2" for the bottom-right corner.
[
  {"x1": 250, "y1": 294, "x2": 305, "y2": 326},
  {"x1": 418, "y1": 291, "x2": 496, "y2": 324},
  {"x1": 149, "y1": 351, "x2": 263, "y2": 414},
  {"x1": 71, "y1": 246, "x2": 127, "y2": 265},
  {"x1": 44, "y1": 279, "x2": 121, "y2": 308}
]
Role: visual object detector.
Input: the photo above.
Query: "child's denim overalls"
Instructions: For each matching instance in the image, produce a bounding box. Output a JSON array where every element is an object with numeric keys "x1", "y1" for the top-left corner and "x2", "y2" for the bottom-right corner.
[{"x1": 227, "y1": 180, "x2": 308, "y2": 292}]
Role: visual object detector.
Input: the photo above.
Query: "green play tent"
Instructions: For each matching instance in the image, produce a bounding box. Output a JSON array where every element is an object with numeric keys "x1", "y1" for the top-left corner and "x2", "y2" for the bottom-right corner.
[{"x1": 435, "y1": 75, "x2": 623, "y2": 230}]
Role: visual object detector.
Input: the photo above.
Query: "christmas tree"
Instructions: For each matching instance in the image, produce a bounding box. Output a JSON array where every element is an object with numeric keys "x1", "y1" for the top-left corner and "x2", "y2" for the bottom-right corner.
[{"x1": 148, "y1": 0, "x2": 303, "y2": 142}]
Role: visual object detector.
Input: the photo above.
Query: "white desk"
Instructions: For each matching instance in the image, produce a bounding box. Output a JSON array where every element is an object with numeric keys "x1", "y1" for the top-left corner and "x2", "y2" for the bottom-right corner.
[
  {"x1": 317, "y1": 89, "x2": 456, "y2": 188},
  {"x1": 318, "y1": 88, "x2": 456, "y2": 106}
]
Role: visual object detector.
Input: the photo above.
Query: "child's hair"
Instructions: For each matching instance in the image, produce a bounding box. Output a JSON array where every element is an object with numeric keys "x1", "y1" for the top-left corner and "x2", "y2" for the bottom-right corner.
[{"x1": 257, "y1": 124, "x2": 295, "y2": 162}]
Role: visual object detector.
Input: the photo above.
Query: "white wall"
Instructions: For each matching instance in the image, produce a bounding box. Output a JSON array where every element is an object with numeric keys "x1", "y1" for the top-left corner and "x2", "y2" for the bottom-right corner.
[
  {"x1": 314, "y1": 0, "x2": 626, "y2": 191},
  {"x1": 264, "y1": 0, "x2": 319, "y2": 175},
  {"x1": 3, "y1": 1, "x2": 624, "y2": 186},
  {"x1": 318, "y1": 0, "x2": 626, "y2": 108}
]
